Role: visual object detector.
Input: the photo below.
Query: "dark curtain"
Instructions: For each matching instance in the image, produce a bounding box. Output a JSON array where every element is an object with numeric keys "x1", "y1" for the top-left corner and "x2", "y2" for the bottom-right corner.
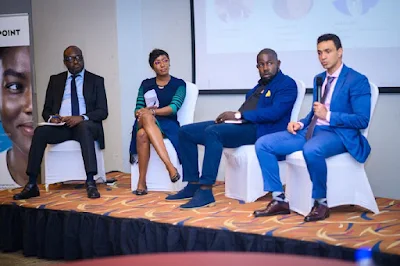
[{"x1": 1, "y1": 205, "x2": 399, "y2": 265}]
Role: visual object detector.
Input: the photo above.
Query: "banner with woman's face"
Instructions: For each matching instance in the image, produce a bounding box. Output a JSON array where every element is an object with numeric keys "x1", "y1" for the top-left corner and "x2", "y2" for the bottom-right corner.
[{"x1": 0, "y1": 14, "x2": 34, "y2": 189}]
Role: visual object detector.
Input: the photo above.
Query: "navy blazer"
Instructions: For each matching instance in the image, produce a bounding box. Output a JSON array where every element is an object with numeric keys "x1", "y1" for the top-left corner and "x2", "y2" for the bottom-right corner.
[
  {"x1": 42, "y1": 70, "x2": 108, "y2": 149},
  {"x1": 242, "y1": 70, "x2": 297, "y2": 139},
  {"x1": 300, "y1": 65, "x2": 371, "y2": 163}
]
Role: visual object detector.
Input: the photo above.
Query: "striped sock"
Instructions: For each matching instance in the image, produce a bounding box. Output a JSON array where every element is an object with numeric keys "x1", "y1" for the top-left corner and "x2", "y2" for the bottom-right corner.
[
  {"x1": 316, "y1": 198, "x2": 328, "y2": 206},
  {"x1": 272, "y1": 192, "x2": 288, "y2": 202}
]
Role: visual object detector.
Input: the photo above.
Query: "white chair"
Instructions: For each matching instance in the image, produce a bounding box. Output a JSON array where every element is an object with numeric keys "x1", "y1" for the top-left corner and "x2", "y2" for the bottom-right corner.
[
  {"x1": 44, "y1": 140, "x2": 106, "y2": 191},
  {"x1": 223, "y1": 80, "x2": 306, "y2": 202},
  {"x1": 285, "y1": 82, "x2": 380, "y2": 216},
  {"x1": 131, "y1": 81, "x2": 199, "y2": 192}
]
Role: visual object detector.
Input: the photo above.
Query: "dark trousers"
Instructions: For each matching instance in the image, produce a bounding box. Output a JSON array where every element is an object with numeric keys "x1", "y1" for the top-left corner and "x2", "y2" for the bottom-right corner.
[
  {"x1": 179, "y1": 120, "x2": 257, "y2": 185},
  {"x1": 26, "y1": 121, "x2": 100, "y2": 182}
]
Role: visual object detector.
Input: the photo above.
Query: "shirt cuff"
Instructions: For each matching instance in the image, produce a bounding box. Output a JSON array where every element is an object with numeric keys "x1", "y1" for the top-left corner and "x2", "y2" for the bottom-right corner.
[
  {"x1": 82, "y1": 115, "x2": 89, "y2": 121},
  {"x1": 298, "y1": 122, "x2": 304, "y2": 130},
  {"x1": 326, "y1": 111, "x2": 331, "y2": 122},
  {"x1": 48, "y1": 115, "x2": 59, "y2": 122}
]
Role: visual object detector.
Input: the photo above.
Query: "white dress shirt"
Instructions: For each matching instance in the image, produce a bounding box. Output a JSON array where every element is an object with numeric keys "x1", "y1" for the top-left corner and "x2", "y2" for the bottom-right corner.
[{"x1": 59, "y1": 69, "x2": 87, "y2": 117}]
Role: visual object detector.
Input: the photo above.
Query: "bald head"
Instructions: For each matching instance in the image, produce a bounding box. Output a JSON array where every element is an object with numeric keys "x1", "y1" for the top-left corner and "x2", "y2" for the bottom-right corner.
[
  {"x1": 257, "y1": 48, "x2": 278, "y2": 61},
  {"x1": 63, "y1": 46, "x2": 82, "y2": 57}
]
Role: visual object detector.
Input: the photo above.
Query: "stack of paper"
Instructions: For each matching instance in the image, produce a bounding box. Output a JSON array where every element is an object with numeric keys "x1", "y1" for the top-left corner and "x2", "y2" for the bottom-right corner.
[{"x1": 144, "y1": 89, "x2": 159, "y2": 108}]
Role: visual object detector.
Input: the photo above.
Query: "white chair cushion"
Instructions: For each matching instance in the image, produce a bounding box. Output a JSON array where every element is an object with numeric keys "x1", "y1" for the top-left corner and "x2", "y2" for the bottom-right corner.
[
  {"x1": 286, "y1": 151, "x2": 379, "y2": 216},
  {"x1": 131, "y1": 139, "x2": 186, "y2": 192},
  {"x1": 44, "y1": 140, "x2": 106, "y2": 188},
  {"x1": 224, "y1": 145, "x2": 288, "y2": 202}
]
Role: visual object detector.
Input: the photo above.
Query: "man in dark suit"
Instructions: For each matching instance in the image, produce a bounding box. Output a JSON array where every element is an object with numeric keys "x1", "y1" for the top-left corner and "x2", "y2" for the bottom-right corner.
[
  {"x1": 166, "y1": 48, "x2": 298, "y2": 209},
  {"x1": 13, "y1": 46, "x2": 108, "y2": 200},
  {"x1": 253, "y1": 34, "x2": 371, "y2": 222}
]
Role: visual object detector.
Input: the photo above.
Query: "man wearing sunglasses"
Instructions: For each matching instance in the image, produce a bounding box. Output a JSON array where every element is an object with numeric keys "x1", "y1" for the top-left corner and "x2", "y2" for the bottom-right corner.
[{"x1": 13, "y1": 45, "x2": 108, "y2": 200}]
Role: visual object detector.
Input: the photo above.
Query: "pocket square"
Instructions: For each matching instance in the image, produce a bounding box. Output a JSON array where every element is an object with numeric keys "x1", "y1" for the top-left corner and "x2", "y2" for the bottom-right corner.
[{"x1": 265, "y1": 90, "x2": 271, "y2": 97}]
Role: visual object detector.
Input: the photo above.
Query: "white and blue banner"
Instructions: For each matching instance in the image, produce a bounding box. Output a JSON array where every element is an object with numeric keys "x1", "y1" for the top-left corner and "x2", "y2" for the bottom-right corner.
[{"x1": 0, "y1": 13, "x2": 34, "y2": 189}]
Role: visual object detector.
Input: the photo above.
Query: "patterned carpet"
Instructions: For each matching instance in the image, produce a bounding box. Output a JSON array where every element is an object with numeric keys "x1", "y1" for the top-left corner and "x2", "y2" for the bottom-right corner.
[{"x1": 0, "y1": 172, "x2": 399, "y2": 256}]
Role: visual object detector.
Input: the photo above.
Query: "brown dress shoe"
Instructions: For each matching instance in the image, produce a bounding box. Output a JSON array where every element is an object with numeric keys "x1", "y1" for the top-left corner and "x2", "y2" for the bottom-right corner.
[
  {"x1": 304, "y1": 201, "x2": 330, "y2": 222},
  {"x1": 253, "y1": 200, "x2": 290, "y2": 217},
  {"x1": 13, "y1": 184, "x2": 40, "y2": 200}
]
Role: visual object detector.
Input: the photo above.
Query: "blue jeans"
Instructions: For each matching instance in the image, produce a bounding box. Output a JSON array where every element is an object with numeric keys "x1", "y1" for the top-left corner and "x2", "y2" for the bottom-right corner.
[
  {"x1": 255, "y1": 126, "x2": 347, "y2": 199},
  {"x1": 179, "y1": 120, "x2": 257, "y2": 185}
]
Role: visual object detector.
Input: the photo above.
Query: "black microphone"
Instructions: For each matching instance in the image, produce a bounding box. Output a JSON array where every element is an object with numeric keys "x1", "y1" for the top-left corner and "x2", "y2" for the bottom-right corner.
[{"x1": 316, "y1": 77, "x2": 323, "y2": 102}]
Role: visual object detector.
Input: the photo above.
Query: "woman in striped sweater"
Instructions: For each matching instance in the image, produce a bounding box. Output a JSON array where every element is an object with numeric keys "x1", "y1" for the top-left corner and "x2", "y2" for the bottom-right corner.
[{"x1": 130, "y1": 49, "x2": 186, "y2": 195}]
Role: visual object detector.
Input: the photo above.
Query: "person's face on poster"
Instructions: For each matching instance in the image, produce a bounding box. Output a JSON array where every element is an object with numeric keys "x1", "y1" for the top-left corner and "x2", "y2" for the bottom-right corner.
[{"x1": 0, "y1": 46, "x2": 33, "y2": 155}]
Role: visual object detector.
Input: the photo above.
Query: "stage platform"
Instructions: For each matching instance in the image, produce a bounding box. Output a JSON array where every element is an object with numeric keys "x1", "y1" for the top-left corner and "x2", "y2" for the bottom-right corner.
[{"x1": 1, "y1": 172, "x2": 399, "y2": 265}]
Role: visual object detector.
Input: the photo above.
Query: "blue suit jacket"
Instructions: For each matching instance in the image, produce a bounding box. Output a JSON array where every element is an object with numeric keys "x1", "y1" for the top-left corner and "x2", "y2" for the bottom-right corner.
[
  {"x1": 300, "y1": 65, "x2": 371, "y2": 163},
  {"x1": 242, "y1": 70, "x2": 297, "y2": 139}
]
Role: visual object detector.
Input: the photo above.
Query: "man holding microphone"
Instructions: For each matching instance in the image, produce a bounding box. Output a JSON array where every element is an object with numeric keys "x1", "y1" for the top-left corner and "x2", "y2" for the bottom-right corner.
[{"x1": 252, "y1": 33, "x2": 372, "y2": 222}]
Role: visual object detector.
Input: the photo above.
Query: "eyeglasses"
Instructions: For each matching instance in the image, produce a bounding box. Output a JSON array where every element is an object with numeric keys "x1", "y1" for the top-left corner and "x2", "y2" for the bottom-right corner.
[
  {"x1": 154, "y1": 58, "x2": 169, "y2": 65},
  {"x1": 64, "y1": 55, "x2": 83, "y2": 62}
]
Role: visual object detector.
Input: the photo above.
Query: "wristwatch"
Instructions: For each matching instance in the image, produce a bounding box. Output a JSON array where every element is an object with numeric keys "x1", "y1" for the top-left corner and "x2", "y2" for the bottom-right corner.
[{"x1": 234, "y1": 112, "x2": 242, "y2": 120}]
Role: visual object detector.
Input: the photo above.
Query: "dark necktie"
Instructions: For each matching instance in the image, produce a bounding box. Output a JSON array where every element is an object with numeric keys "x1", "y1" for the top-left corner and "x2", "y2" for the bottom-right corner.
[
  {"x1": 71, "y1": 74, "x2": 80, "y2": 116},
  {"x1": 305, "y1": 76, "x2": 335, "y2": 140}
]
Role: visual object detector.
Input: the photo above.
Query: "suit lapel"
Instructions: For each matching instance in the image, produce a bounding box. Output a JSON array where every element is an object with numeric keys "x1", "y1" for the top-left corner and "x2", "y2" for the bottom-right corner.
[
  {"x1": 331, "y1": 65, "x2": 348, "y2": 104},
  {"x1": 264, "y1": 70, "x2": 283, "y2": 96},
  {"x1": 83, "y1": 71, "x2": 92, "y2": 110},
  {"x1": 55, "y1": 72, "x2": 68, "y2": 113}
]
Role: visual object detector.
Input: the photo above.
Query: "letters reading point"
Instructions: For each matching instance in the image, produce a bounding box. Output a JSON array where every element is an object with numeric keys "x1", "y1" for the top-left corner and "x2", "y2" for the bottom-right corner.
[{"x1": 0, "y1": 29, "x2": 21, "y2": 36}]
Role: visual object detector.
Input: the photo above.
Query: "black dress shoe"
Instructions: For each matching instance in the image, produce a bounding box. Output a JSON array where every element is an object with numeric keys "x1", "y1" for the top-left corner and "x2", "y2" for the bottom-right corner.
[
  {"x1": 170, "y1": 169, "x2": 181, "y2": 183},
  {"x1": 253, "y1": 200, "x2": 290, "y2": 217},
  {"x1": 304, "y1": 201, "x2": 330, "y2": 222},
  {"x1": 86, "y1": 181, "x2": 100, "y2": 199},
  {"x1": 13, "y1": 184, "x2": 40, "y2": 200}
]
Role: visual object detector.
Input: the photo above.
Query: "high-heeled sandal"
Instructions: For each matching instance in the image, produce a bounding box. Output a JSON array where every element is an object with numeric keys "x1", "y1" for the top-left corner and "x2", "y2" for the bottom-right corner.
[
  {"x1": 170, "y1": 169, "x2": 181, "y2": 183},
  {"x1": 134, "y1": 186, "x2": 148, "y2": 196}
]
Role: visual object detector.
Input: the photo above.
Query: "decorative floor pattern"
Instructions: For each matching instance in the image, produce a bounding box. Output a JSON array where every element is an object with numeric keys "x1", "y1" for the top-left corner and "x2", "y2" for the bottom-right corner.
[{"x1": 1, "y1": 172, "x2": 399, "y2": 255}]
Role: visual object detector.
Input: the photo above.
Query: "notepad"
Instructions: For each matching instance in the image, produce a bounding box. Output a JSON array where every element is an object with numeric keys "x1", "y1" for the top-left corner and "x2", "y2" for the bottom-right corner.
[
  {"x1": 224, "y1": 120, "x2": 245, "y2": 124},
  {"x1": 144, "y1": 89, "x2": 160, "y2": 108},
  {"x1": 38, "y1": 122, "x2": 66, "y2": 126}
]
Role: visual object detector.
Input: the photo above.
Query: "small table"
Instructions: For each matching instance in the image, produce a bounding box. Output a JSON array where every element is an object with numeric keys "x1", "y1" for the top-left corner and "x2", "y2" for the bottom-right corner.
[{"x1": 57, "y1": 252, "x2": 355, "y2": 266}]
